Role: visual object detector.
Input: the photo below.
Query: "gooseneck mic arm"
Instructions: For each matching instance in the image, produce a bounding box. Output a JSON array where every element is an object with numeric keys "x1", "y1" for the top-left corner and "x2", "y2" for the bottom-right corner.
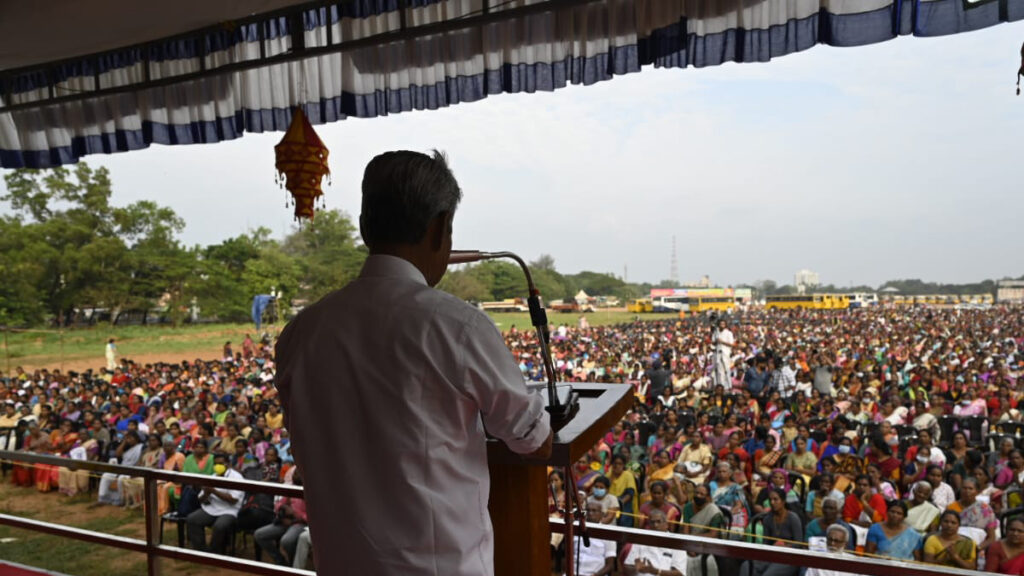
[{"x1": 448, "y1": 250, "x2": 560, "y2": 411}]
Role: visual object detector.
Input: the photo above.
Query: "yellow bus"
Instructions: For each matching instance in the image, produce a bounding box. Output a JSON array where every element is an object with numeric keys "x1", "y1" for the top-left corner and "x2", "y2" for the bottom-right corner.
[
  {"x1": 682, "y1": 296, "x2": 736, "y2": 316},
  {"x1": 765, "y1": 294, "x2": 849, "y2": 310},
  {"x1": 627, "y1": 298, "x2": 654, "y2": 313}
]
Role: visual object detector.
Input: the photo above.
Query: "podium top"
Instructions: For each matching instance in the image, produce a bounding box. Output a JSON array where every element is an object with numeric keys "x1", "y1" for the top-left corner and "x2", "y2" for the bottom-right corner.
[
  {"x1": 488, "y1": 382, "x2": 633, "y2": 467},
  {"x1": 548, "y1": 383, "x2": 632, "y2": 465}
]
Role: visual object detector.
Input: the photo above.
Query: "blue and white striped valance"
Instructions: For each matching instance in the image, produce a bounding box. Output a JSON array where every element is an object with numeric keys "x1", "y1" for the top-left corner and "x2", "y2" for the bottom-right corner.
[{"x1": 1, "y1": 0, "x2": 1021, "y2": 169}]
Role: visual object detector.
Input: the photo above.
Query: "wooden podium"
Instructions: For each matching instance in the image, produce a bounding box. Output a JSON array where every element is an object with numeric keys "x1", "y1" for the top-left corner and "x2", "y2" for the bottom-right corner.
[{"x1": 487, "y1": 383, "x2": 633, "y2": 576}]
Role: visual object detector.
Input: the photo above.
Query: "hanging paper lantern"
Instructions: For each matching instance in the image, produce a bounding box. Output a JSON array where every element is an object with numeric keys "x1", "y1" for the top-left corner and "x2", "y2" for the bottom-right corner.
[{"x1": 275, "y1": 107, "x2": 330, "y2": 220}]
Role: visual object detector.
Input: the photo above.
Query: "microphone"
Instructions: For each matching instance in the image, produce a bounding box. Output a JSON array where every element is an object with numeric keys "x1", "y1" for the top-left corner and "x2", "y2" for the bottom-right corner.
[{"x1": 448, "y1": 250, "x2": 578, "y2": 426}]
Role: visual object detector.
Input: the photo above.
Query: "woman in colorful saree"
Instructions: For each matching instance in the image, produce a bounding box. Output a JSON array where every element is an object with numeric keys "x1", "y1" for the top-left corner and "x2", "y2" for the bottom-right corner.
[
  {"x1": 864, "y1": 500, "x2": 922, "y2": 561},
  {"x1": 948, "y1": 477, "x2": 997, "y2": 550},
  {"x1": 608, "y1": 454, "x2": 638, "y2": 527},
  {"x1": 165, "y1": 439, "x2": 214, "y2": 513},
  {"x1": 682, "y1": 484, "x2": 724, "y2": 576},
  {"x1": 639, "y1": 480, "x2": 681, "y2": 530},
  {"x1": 922, "y1": 510, "x2": 976, "y2": 569},
  {"x1": 156, "y1": 440, "x2": 187, "y2": 515},
  {"x1": 986, "y1": 516, "x2": 1024, "y2": 574}
]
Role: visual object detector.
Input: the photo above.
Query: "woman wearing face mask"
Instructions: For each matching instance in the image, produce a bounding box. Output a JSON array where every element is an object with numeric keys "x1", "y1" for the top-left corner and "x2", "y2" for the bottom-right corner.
[
  {"x1": 682, "y1": 484, "x2": 724, "y2": 576},
  {"x1": 587, "y1": 476, "x2": 619, "y2": 525},
  {"x1": 902, "y1": 446, "x2": 932, "y2": 491}
]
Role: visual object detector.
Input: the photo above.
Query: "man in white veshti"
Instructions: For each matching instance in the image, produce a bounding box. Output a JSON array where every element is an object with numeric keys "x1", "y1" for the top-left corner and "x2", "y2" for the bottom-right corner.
[
  {"x1": 713, "y1": 319, "x2": 735, "y2": 389},
  {"x1": 275, "y1": 150, "x2": 553, "y2": 575}
]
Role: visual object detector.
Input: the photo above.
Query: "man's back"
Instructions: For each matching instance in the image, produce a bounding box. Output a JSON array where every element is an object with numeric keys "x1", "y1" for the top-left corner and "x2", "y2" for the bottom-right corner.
[{"x1": 275, "y1": 255, "x2": 548, "y2": 575}]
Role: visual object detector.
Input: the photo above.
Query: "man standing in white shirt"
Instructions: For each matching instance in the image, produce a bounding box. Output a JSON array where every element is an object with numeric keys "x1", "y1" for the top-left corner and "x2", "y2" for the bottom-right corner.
[
  {"x1": 276, "y1": 150, "x2": 553, "y2": 576},
  {"x1": 186, "y1": 454, "x2": 244, "y2": 554},
  {"x1": 713, "y1": 319, "x2": 735, "y2": 389},
  {"x1": 623, "y1": 509, "x2": 686, "y2": 575}
]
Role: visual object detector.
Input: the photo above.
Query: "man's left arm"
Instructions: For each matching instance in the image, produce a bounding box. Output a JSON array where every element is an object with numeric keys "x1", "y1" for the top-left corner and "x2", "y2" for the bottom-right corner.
[{"x1": 459, "y1": 314, "x2": 551, "y2": 456}]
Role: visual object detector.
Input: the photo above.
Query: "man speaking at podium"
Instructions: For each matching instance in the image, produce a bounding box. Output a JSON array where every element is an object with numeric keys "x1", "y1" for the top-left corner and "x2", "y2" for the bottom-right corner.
[{"x1": 275, "y1": 150, "x2": 553, "y2": 575}]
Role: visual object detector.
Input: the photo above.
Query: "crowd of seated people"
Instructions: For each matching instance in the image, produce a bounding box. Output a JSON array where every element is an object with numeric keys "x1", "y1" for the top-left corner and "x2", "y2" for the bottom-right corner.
[
  {"x1": 0, "y1": 335, "x2": 313, "y2": 570},
  {"x1": 535, "y1": 306, "x2": 1024, "y2": 575},
  {"x1": 2, "y1": 305, "x2": 1023, "y2": 575}
]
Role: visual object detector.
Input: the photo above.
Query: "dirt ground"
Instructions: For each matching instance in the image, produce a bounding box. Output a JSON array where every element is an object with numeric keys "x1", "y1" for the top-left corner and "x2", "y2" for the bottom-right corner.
[{"x1": 12, "y1": 347, "x2": 223, "y2": 374}]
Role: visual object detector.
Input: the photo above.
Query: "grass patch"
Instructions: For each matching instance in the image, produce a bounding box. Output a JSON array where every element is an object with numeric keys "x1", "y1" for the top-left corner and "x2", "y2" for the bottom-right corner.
[
  {"x1": 0, "y1": 482, "x2": 259, "y2": 575},
  {"x1": 2, "y1": 311, "x2": 679, "y2": 372},
  {"x1": 1, "y1": 323, "x2": 275, "y2": 372},
  {"x1": 0, "y1": 522, "x2": 148, "y2": 576}
]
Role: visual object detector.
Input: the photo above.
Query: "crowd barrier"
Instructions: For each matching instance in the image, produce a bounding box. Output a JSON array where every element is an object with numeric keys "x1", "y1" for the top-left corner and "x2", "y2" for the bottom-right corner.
[
  {"x1": 0, "y1": 449, "x2": 309, "y2": 576},
  {"x1": 0, "y1": 449, "x2": 995, "y2": 576}
]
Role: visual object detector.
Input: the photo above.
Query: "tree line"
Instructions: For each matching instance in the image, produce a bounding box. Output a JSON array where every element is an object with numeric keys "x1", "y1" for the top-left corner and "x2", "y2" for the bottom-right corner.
[
  {"x1": 0, "y1": 165, "x2": 641, "y2": 327},
  {"x1": 0, "y1": 165, "x2": 1010, "y2": 327}
]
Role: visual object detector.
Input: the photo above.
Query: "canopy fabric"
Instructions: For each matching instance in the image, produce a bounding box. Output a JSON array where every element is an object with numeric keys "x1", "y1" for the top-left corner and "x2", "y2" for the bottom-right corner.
[
  {"x1": 1, "y1": 0, "x2": 1021, "y2": 169},
  {"x1": 0, "y1": 0, "x2": 312, "y2": 70}
]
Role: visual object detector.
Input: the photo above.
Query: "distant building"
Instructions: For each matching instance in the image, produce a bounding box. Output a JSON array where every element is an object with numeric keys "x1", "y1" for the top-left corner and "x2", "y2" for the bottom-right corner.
[
  {"x1": 997, "y1": 280, "x2": 1024, "y2": 303},
  {"x1": 795, "y1": 269, "x2": 820, "y2": 294},
  {"x1": 681, "y1": 275, "x2": 711, "y2": 289}
]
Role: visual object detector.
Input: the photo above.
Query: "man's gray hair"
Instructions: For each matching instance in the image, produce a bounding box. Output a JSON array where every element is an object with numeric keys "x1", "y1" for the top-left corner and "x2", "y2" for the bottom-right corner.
[
  {"x1": 360, "y1": 150, "x2": 462, "y2": 247},
  {"x1": 822, "y1": 497, "x2": 840, "y2": 509},
  {"x1": 825, "y1": 524, "x2": 848, "y2": 541}
]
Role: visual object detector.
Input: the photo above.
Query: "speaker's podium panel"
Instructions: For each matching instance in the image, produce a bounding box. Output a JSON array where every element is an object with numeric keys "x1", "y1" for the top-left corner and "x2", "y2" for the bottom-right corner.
[{"x1": 487, "y1": 383, "x2": 633, "y2": 576}]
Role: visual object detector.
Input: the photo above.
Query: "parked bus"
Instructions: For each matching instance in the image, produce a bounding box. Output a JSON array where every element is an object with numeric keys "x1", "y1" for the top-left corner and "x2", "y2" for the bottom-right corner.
[
  {"x1": 479, "y1": 298, "x2": 528, "y2": 312},
  {"x1": 684, "y1": 296, "x2": 735, "y2": 316},
  {"x1": 765, "y1": 294, "x2": 849, "y2": 310},
  {"x1": 845, "y1": 292, "x2": 879, "y2": 308},
  {"x1": 652, "y1": 295, "x2": 689, "y2": 313},
  {"x1": 627, "y1": 298, "x2": 654, "y2": 313}
]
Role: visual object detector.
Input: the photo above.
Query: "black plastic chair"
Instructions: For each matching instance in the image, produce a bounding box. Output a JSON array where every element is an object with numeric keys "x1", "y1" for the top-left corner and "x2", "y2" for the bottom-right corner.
[
  {"x1": 1000, "y1": 507, "x2": 1024, "y2": 536},
  {"x1": 987, "y1": 433, "x2": 1017, "y2": 454},
  {"x1": 160, "y1": 512, "x2": 187, "y2": 548},
  {"x1": 938, "y1": 415, "x2": 962, "y2": 448},
  {"x1": 963, "y1": 415, "x2": 988, "y2": 446},
  {"x1": 679, "y1": 415, "x2": 697, "y2": 432},
  {"x1": 894, "y1": 424, "x2": 917, "y2": 439},
  {"x1": 997, "y1": 422, "x2": 1024, "y2": 437},
  {"x1": 787, "y1": 472, "x2": 808, "y2": 506},
  {"x1": 898, "y1": 435, "x2": 918, "y2": 460}
]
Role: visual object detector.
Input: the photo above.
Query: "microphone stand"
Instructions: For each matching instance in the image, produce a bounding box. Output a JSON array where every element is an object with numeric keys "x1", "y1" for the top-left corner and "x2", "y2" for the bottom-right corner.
[{"x1": 449, "y1": 250, "x2": 578, "y2": 426}]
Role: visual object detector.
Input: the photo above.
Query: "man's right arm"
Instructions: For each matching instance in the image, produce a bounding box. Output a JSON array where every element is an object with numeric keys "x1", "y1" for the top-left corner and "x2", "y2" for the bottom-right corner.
[{"x1": 459, "y1": 314, "x2": 551, "y2": 456}]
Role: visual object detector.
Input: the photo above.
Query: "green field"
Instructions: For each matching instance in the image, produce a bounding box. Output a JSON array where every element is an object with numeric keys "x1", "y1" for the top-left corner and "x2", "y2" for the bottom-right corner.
[
  {"x1": 1, "y1": 323, "x2": 267, "y2": 372},
  {"x1": 1, "y1": 311, "x2": 679, "y2": 372}
]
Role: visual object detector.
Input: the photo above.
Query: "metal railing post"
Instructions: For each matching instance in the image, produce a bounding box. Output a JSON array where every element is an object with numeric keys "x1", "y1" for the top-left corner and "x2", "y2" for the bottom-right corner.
[{"x1": 143, "y1": 472, "x2": 161, "y2": 576}]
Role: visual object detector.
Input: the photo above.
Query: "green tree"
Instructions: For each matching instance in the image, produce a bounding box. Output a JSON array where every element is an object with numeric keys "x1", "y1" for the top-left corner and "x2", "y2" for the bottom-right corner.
[
  {"x1": 437, "y1": 267, "x2": 491, "y2": 302},
  {"x1": 1, "y1": 163, "x2": 197, "y2": 325},
  {"x1": 281, "y1": 210, "x2": 367, "y2": 304}
]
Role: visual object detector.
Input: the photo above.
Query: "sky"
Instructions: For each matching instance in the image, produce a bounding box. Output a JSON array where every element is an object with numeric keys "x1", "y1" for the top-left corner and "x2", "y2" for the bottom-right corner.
[{"x1": 2, "y1": 21, "x2": 1023, "y2": 288}]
